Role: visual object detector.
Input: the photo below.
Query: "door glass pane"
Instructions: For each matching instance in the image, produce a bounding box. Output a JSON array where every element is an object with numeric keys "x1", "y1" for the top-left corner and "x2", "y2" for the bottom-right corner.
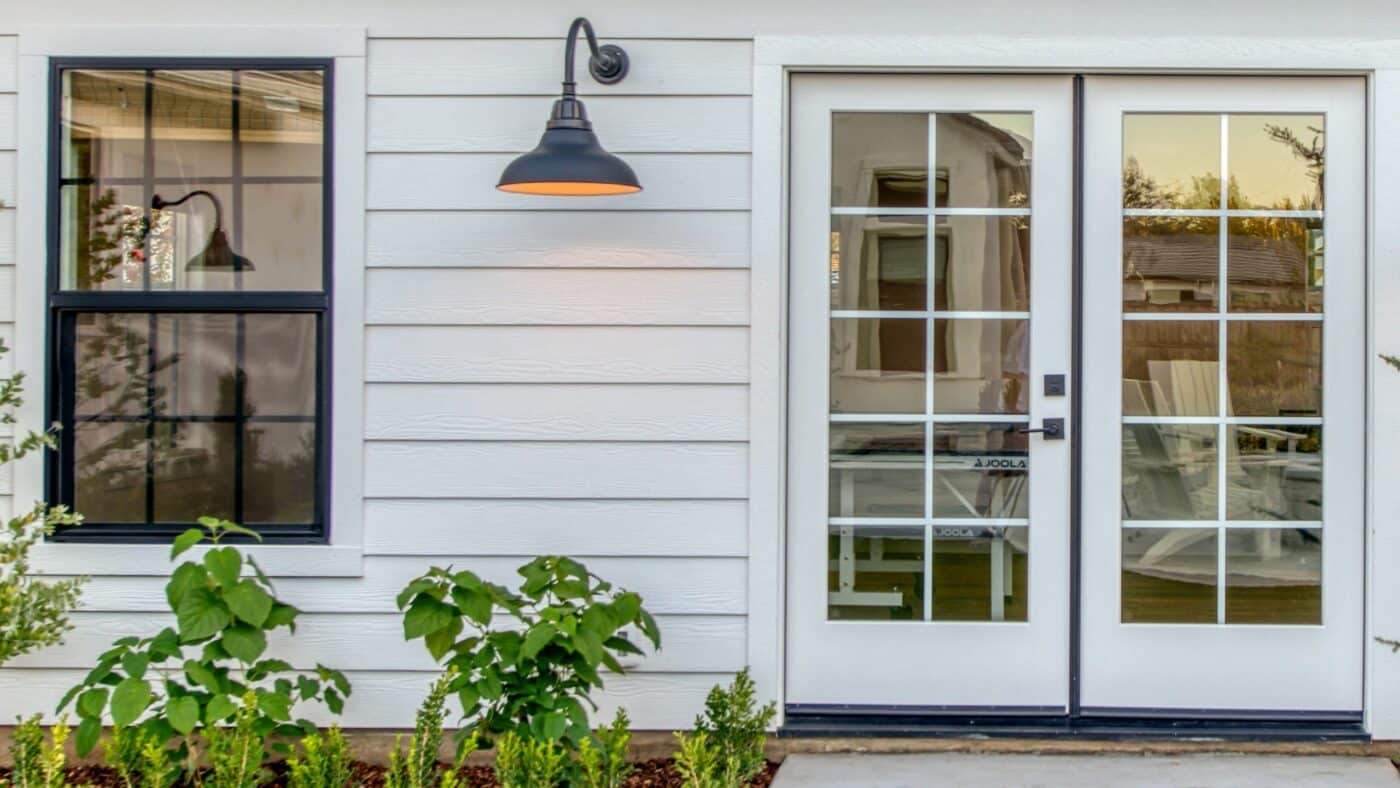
[
  {"x1": 830, "y1": 215, "x2": 927, "y2": 311},
  {"x1": 1123, "y1": 217, "x2": 1220, "y2": 312},
  {"x1": 933, "y1": 319, "x2": 1030, "y2": 414},
  {"x1": 1227, "y1": 115, "x2": 1324, "y2": 211},
  {"x1": 1225, "y1": 528, "x2": 1321, "y2": 624},
  {"x1": 1227, "y1": 218, "x2": 1323, "y2": 313},
  {"x1": 1122, "y1": 321, "x2": 1219, "y2": 416},
  {"x1": 935, "y1": 113, "x2": 1032, "y2": 209},
  {"x1": 931, "y1": 526, "x2": 1028, "y2": 622},
  {"x1": 831, "y1": 113, "x2": 929, "y2": 208},
  {"x1": 830, "y1": 318, "x2": 925, "y2": 414},
  {"x1": 935, "y1": 216, "x2": 1031, "y2": 311},
  {"x1": 1121, "y1": 424, "x2": 1218, "y2": 521},
  {"x1": 828, "y1": 526, "x2": 925, "y2": 621},
  {"x1": 1123, "y1": 114, "x2": 1221, "y2": 209},
  {"x1": 1122, "y1": 527, "x2": 1218, "y2": 623},
  {"x1": 1228, "y1": 425, "x2": 1321, "y2": 521},
  {"x1": 933, "y1": 423, "x2": 1028, "y2": 519},
  {"x1": 1227, "y1": 321, "x2": 1322, "y2": 417},
  {"x1": 829, "y1": 423, "x2": 925, "y2": 518}
]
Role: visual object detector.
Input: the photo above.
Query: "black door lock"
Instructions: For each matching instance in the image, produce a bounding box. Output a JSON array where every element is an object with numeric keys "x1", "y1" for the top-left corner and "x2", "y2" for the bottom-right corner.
[
  {"x1": 1044, "y1": 374, "x2": 1066, "y2": 397},
  {"x1": 1018, "y1": 417, "x2": 1065, "y2": 440}
]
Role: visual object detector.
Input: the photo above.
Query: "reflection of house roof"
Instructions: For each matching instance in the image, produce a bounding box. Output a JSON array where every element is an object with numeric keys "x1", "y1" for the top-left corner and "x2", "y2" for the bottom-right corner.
[{"x1": 1125, "y1": 233, "x2": 1305, "y2": 284}]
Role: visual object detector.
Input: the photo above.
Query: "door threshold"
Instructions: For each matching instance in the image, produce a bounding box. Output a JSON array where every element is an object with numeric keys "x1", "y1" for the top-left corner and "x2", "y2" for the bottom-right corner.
[{"x1": 780, "y1": 708, "x2": 1368, "y2": 742}]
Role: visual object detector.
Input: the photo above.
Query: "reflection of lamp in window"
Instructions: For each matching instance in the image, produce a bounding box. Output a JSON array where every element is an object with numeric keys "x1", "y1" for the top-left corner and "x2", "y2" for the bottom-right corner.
[{"x1": 150, "y1": 190, "x2": 255, "y2": 272}]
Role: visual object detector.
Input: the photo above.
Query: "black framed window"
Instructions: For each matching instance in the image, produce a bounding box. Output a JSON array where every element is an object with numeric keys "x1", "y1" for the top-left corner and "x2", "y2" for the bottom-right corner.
[{"x1": 48, "y1": 60, "x2": 333, "y2": 542}]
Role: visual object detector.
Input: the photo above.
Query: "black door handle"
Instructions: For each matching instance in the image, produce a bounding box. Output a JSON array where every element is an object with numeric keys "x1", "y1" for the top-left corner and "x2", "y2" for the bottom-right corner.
[{"x1": 1018, "y1": 417, "x2": 1065, "y2": 440}]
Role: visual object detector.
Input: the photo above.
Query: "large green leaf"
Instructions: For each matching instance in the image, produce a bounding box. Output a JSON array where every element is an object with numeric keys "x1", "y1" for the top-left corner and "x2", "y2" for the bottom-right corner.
[
  {"x1": 220, "y1": 623, "x2": 268, "y2": 663},
  {"x1": 166, "y1": 695, "x2": 200, "y2": 735},
  {"x1": 203, "y1": 546, "x2": 242, "y2": 589},
  {"x1": 395, "y1": 577, "x2": 440, "y2": 610},
  {"x1": 224, "y1": 579, "x2": 274, "y2": 627},
  {"x1": 204, "y1": 694, "x2": 237, "y2": 725},
  {"x1": 424, "y1": 617, "x2": 464, "y2": 662},
  {"x1": 121, "y1": 651, "x2": 149, "y2": 680},
  {"x1": 176, "y1": 588, "x2": 230, "y2": 642},
  {"x1": 184, "y1": 660, "x2": 222, "y2": 693},
  {"x1": 75, "y1": 716, "x2": 102, "y2": 758},
  {"x1": 521, "y1": 622, "x2": 558, "y2": 661},
  {"x1": 265, "y1": 602, "x2": 299, "y2": 629},
  {"x1": 402, "y1": 595, "x2": 457, "y2": 640},
  {"x1": 450, "y1": 586, "x2": 494, "y2": 627},
  {"x1": 171, "y1": 528, "x2": 205, "y2": 559},
  {"x1": 76, "y1": 688, "x2": 109, "y2": 720},
  {"x1": 165, "y1": 562, "x2": 207, "y2": 608},
  {"x1": 110, "y1": 678, "x2": 152, "y2": 726},
  {"x1": 256, "y1": 689, "x2": 292, "y2": 721}
]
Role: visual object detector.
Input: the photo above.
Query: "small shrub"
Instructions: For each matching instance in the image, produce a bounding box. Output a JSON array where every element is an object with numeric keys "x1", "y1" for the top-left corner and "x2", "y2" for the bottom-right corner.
[
  {"x1": 103, "y1": 725, "x2": 148, "y2": 788},
  {"x1": 287, "y1": 726, "x2": 354, "y2": 788},
  {"x1": 138, "y1": 737, "x2": 178, "y2": 788},
  {"x1": 397, "y1": 556, "x2": 661, "y2": 749},
  {"x1": 204, "y1": 691, "x2": 268, "y2": 788},
  {"x1": 385, "y1": 671, "x2": 456, "y2": 788},
  {"x1": 577, "y1": 708, "x2": 632, "y2": 788},
  {"x1": 672, "y1": 731, "x2": 722, "y2": 788},
  {"x1": 492, "y1": 732, "x2": 568, "y2": 788},
  {"x1": 690, "y1": 668, "x2": 775, "y2": 787},
  {"x1": 5, "y1": 715, "x2": 72, "y2": 788}
]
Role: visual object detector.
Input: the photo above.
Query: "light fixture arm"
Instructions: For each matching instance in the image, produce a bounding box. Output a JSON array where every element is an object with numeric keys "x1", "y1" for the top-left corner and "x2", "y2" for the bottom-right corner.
[
  {"x1": 151, "y1": 189, "x2": 223, "y2": 230},
  {"x1": 561, "y1": 17, "x2": 629, "y2": 99}
]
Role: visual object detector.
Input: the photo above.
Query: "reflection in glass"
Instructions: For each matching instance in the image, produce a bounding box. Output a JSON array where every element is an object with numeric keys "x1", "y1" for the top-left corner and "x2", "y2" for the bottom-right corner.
[
  {"x1": 1225, "y1": 528, "x2": 1321, "y2": 624},
  {"x1": 1123, "y1": 114, "x2": 1220, "y2": 209},
  {"x1": 1121, "y1": 321, "x2": 1219, "y2": 416},
  {"x1": 1228, "y1": 115, "x2": 1324, "y2": 211},
  {"x1": 931, "y1": 526, "x2": 1028, "y2": 621},
  {"x1": 829, "y1": 215, "x2": 927, "y2": 311},
  {"x1": 60, "y1": 183, "x2": 150, "y2": 291},
  {"x1": 935, "y1": 216, "x2": 1030, "y2": 312},
  {"x1": 1227, "y1": 218, "x2": 1323, "y2": 313},
  {"x1": 933, "y1": 423, "x2": 1028, "y2": 519},
  {"x1": 1122, "y1": 527, "x2": 1218, "y2": 623},
  {"x1": 831, "y1": 113, "x2": 929, "y2": 208},
  {"x1": 829, "y1": 424, "x2": 925, "y2": 518},
  {"x1": 244, "y1": 423, "x2": 316, "y2": 523},
  {"x1": 1227, "y1": 321, "x2": 1322, "y2": 417},
  {"x1": 152, "y1": 71, "x2": 234, "y2": 179},
  {"x1": 243, "y1": 315, "x2": 318, "y2": 416},
  {"x1": 154, "y1": 422, "x2": 236, "y2": 522},
  {"x1": 934, "y1": 319, "x2": 1029, "y2": 414},
  {"x1": 74, "y1": 313, "x2": 150, "y2": 416},
  {"x1": 61, "y1": 70, "x2": 148, "y2": 180},
  {"x1": 74, "y1": 423, "x2": 146, "y2": 522},
  {"x1": 241, "y1": 183, "x2": 324, "y2": 290},
  {"x1": 830, "y1": 319, "x2": 925, "y2": 414},
  {"x1": 1121, "y1": 424, "x2": 1218, "y2": 520},
  {"x1": 1228, "y1": 426, "x2": 1322, "y2": 521},
  {"x1": 240, "y1": 71, "x2": 325, "y2": 178},
  {"x1": 935, "y1": 113, "x2": 1032, "y2": 209},
  {"x1": 155, "y1": 314, "x2": 237, "y2": 417},
  {"x1": 827, "y1": 526, "x2": 925, "y2": 621},
  {"x1": 1122, "y1": 217, "x2": 1220, "y2": 312}
]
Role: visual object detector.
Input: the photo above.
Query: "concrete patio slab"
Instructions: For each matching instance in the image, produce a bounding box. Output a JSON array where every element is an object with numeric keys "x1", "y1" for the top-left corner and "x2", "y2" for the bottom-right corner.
[{"x1": 771, "y1": 752, "x2": 1400, "y2": 787}]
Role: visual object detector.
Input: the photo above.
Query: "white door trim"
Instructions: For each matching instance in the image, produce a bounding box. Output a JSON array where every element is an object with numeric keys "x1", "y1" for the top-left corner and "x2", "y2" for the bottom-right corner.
[{"x1": 749, "y1": 35, "x2": 1399, "y2": 735}]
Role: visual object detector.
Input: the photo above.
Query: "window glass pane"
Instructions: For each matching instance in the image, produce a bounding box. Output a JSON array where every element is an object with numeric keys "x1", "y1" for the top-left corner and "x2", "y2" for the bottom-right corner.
[
  {"x1": 244, "y1": 315, "x2": 318, "y2": 417},
  {"x1": 936, "y1": 216, "x2": 1031, "y2": 312},
  {"x1": 829, "y1": 215, "x2": 927, "y2": 311},
  {"x1": 152, "y1": 70, "x2": 233, "y2": 179},
  {"x1": 61, "y1": 70, "x2": 147, "y2": 180},
  {"x1": 933, "y1": 319, "x2": 1030, "y2": 414},
  {"x1": 60, "y1": 183, "x2": 149, "y2": 291},
  {"x1": 830, "y1": 318, "x2": 925, "y2": 414},
  {"x1": 831, "y1": 113, "x2": 929, "y2": 208},
  {"x1": 1123, "y1": 114, "x2": 1221, "y2": 209},
  {"x1": 154, "y1": 314, "x2": 237, "y2": 417},
  {"x1": 1228, "y1": 115, "x2": 1324, "y2": 211},
  {"x1": 931, "y1": 526, "x2": 1028, "y2": 622},
  {"x1": 238, "y1": 182, "x2": 324, "y2": 291},
  {"x1": 935, "y1": 113, "x2": 1032, "y2": 209},
  {"x1": 240, "y1": 71, "x2": 324, "y2": 178},
  {"x1": 1228, "y1": 425, "x2": 1322, "y2": 522},
  {"x1": 829, "y1": 423, "x2": 925, "y2": 518},
  {"x1": 1227, "y1": 321, "x2": 1322, "y2": 417},
  {"x1": 74, "y1": 422, "x2": 147, "y2": 523},
  {"x1": 1122, "y1": 527, "x2": 1218, "y2": 623},
  {"x1": 1123, "y1": 217, "x2": 1220, "y2": 313},
  {"x1": 933, "y1": 423, "x2": 1028, "y2": 519},
  {"x1": 244, "y1": 422, "x2": 316, "y2": 524},
  {"x1": 1121, "y1": 424, "x2": 1218, "y2": 521},
  {"x1": 153, "y1": 422, "x2": 235, "y2": 522},
  {"x1": 1225, "y1": 528, "x2": 1321, "y2": 624},
  {"x1": 828, "y1": 526, "x2": 925, "y2": 621},
  {"x1": 1227, "y1": 218, "x2": 1323, "y2": 313},
  {"x1": 74, "y1": 313, "x2": 150, "y2": 417},
  {"x1": 1122, "y1": 321, "x2": 1219, "y2": 417}
]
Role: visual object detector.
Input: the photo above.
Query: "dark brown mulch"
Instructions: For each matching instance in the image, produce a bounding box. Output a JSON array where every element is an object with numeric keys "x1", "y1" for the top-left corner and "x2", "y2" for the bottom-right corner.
[{"x1": 3, "y1": 759, "x2": 779, "y2": 787}]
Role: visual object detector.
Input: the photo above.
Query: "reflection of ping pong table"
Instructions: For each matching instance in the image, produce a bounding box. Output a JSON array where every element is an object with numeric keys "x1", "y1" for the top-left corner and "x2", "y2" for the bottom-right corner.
[{"x1": 830, "y1": 452, "x2": 1027, "y2": 620}]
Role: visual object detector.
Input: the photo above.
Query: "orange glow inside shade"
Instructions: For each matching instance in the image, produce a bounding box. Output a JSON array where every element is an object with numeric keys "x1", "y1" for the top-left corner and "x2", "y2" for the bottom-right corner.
[{"x1": 498, "y1": 181, "x2": 642, "y2": 196}]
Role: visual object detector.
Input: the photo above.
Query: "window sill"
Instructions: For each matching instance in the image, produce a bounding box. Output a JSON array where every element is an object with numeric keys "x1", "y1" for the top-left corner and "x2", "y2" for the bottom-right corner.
[{"x1": 28, "y1": 543, "x2": 364, "y2": 578}]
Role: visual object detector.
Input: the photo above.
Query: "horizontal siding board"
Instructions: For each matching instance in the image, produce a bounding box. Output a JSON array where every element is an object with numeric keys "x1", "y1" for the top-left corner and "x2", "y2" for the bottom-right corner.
[
  {"x1": 0, "y1": 670, "x2": 729, "y2": 729},
  {"x1": 66, "y1": 556, "x2": 747, "y2": 615},
  {"x1": 0, "y1": 93, "x2": 14, "y2": 149},
  {"x1": 366, "y1": 383, "x2": 748, "y2": 441},
  {"x1": 368, "y1": 39, "x2": 752, "y2": 97},
  {"x1": 0, "y1": 209, "x2": 12, "y2": 264},
  {"x1": 366, "y1": 326, "x2": 749, "y2": 383},
  {"x1": 0, "y1": 267, "x2": 15, "y2": 322},
  {"x1": 9, "y1": 612, "x2": 745, "y2": 674},
  {"x1": 368, "y1": 153, "x2": 749, "y2": 211},
  {"x1": 0, "y1": 151, "x2": 14, "y2": 206},
  {"x1": 366, "y1": 211, "x2": 750, "y2": 269},
  {"x1": 0, "y1": 37, "x2": 13, "y2": 93},
  {"x1": 364, "y1": 499, "x2": 747, "y2": 556},
  {"x1": 365, "y1": 268, "x2": 750, "y2": 326},
  {"x1": 369, "y1": 96, "x2": 751, "y2": 153},
  {"x1": 366, "y1": 441, "x2": 747, "y2": 499}
]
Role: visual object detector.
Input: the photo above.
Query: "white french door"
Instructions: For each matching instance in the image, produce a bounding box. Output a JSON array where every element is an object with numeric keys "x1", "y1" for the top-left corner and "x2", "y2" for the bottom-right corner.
[
  {"x1": 786, "y1": 75, "x2": 1074, "y2": 708},
  {"x1": 1080, "y1": 77, "x2": 1365, "y2": 713}
]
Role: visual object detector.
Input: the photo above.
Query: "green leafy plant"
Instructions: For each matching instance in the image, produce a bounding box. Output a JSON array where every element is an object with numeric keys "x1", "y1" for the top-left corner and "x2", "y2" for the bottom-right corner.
[
  {"x1": 0, "y1": 339, "x2": 85, "y2": 669},
  {"x1": 138, "y1": 737, "x2": 178, "y2": 788},
  {"x1": 492, "y1": 732, "x2": 568, "y2": 788},
  {"x1": 57, "y1": 517, "x2": 351, "y2": 778},
  {"x1": 672, "y1": 731, "x2": 722, "y2": 788},
  {"x1": 397, "y1": 556, "x2": 661, "y2": 750},
  {"x1": 204, "y1": 691, "x2": 269, "y2": 788},
  {"x1": 577, "y1": 708, "x2": 633, "y2": 788},
  {"x1": 686, "y1": 669, "x2": 776, "y2": 788},
  {"x1": 4, "y1": 715, "x2": 72, "y2": 788},
  {"x1": 103, "y1": 725, "x2": 150, "y2": 788},
  {"x1": 385, "y1": 671, "x2": 457, "y2": 788},
  {"x1": 287, "y1": 726, "x2": 355, "y2": 788}
]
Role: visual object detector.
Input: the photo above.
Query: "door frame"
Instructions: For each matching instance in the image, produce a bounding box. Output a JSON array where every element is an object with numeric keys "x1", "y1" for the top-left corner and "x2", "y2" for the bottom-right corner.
[{"x1": 747, "y1": 36, "x2": 1400, "y2": 737}]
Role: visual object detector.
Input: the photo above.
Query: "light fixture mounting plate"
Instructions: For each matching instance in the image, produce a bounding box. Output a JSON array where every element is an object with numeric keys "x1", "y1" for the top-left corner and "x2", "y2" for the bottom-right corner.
[{"x1": 589, "y1": 44, "x2": 629, "y2": 85}]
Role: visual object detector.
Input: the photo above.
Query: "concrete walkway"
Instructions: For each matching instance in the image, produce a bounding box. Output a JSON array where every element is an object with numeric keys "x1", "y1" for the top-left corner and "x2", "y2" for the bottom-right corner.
[{"x1": 771, "y1": 752, "x2": 1400, "y2": 787}]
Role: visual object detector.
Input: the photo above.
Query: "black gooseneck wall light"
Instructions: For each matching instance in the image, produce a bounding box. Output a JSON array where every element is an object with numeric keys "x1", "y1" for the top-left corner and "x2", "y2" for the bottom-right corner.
[
  {"x1": 497, "y1": 17, "x2": 642, "y2": 196},
  {"x1": 151, "y1": 190, "x2": 255, "y2": 271}
]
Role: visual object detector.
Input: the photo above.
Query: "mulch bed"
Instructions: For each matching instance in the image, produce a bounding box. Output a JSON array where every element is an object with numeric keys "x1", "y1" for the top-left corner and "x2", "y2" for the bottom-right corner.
[{"x1": 5, "y1": 759, "x2": 780, "y2": 787}]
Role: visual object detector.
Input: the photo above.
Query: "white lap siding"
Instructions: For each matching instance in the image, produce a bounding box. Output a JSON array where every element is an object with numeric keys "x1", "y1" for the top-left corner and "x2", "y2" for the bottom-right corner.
[
  {"x1": 0, "y1": 32, "x2": 753, "y2": 731},
  {"x1": 0, "y1": 35, "x2": 15, "y2": 520}
]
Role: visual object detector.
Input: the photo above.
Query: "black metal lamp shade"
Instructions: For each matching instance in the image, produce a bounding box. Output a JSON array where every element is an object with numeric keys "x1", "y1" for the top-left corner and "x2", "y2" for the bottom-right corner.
[
  {"x1": 151, "y1": 190, "x2": 255, "y2": 271},
  {"x1": 496, "y1": 18, "x2": 642, "y2": 197}
]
